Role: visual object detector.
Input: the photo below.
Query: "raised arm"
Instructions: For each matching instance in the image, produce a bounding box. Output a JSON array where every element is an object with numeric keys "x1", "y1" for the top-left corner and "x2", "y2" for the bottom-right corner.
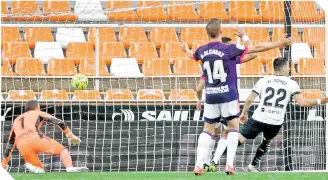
[
  {"x1": 294, "y1": 94, "x2": 328, "y2": 107},
  {"x1": 2, "y1": 128, "x2": 16, "y2": 169},
  {"x1": 247, "y1": 38, "x2": 293, "y2": 54},
  {"x1": 181, "y1": 41, "x2": 194, "y2": 59}
]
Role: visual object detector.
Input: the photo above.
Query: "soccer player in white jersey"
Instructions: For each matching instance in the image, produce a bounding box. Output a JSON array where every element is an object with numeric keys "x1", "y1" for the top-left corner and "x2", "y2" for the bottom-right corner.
[
  {"x1": 181, "y1": 18, "x2": 293, "y2": 175},
  {"x1": 239, "y1": 57, "x2": 328, "y2": 172}
]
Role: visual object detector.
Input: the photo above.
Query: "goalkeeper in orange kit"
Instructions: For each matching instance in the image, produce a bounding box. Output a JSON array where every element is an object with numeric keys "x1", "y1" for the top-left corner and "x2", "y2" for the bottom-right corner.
[{"x1": 1, "y1": 100, "x2": 88, "y2": 173}]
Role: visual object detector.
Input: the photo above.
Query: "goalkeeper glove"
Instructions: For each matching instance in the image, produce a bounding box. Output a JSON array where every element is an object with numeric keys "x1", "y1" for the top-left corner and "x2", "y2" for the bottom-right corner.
[{"x1": 66, "y1": 132, "x2": 81, "y2": 146}]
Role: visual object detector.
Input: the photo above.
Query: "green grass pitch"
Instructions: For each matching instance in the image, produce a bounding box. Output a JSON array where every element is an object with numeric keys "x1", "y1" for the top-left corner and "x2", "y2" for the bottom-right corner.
[{"x1": 10, "y1": 172, "x2": 328, "y2": 180}]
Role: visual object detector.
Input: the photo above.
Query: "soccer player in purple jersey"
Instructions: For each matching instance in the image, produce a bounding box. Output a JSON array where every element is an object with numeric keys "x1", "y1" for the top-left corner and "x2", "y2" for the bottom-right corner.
[{"x1": 181, "y1": 18, "x2": 293, "y2": 175}]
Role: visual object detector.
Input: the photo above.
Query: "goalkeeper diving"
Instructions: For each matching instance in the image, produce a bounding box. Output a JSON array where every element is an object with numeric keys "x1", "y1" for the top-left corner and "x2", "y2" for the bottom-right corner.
[{"x1": 1, "y1": 100, "x2": 89, "y2": 173}]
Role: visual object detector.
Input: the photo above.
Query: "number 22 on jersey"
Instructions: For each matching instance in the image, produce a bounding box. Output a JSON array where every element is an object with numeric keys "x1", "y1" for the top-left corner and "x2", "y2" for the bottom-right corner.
[{"x1": 203, "y1": 60, "x2": 227, "y2": 84}]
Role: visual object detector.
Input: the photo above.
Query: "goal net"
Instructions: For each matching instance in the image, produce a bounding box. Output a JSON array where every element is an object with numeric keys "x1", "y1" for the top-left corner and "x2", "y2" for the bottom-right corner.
[{"x1": 1, "y1": 0, "x2": 326, "y2": 173}]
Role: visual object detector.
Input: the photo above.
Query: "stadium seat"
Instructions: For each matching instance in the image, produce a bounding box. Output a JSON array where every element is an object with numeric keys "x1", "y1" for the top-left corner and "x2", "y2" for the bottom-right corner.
[
  {"x1": 258, "y1": 48, "x2": 281, "y2": 65},
  {"x1": 105, "y1": 89, "x2": 134, "y2": 100},
  {"x1": 79, "y1": 59, "x2": 110, "y2": 76},
  {"x1": 2, "y1": 42, "x2": 32, "y2": 64},
  {"x1": 106, "y1": 1, "x2": 138, "y2": 21},
  {"x1": 301, "y1": 89, "x2": 322, "y2": 99},
  {"x1": 6, "y1": 90, "x2": 36, "y2": 100},
  {"x1": 15, "y1": 58, "x2": 45, "y2": 76},
  {"x1": 167, "y1": 3, "x2": 200, "y2": 22},
  {"x1": 137, "y1": 1, "x2": 170, "y2": 22},
  {"x1": 129, "y1": 42, "x2": 158, "y2": 64},
  {"x1": 1, "y1": 60, "x2": 16, "y2": 76},
  {"x1": 230, "y1": 1, "x2": 261, "y2": 22},
  {"x1": 110, "y1": 58, "x2": 143, "y2": 77},
  {"x1": 160, "y1": 42, "x2": 188, "y2": 63},
  {"x1": 72, "y1": 90, "x2": 101, "y2": 100},
  {"x1": 303, "y1": 28, "x2": 325, "y2": 48},
  {"x1": 43, "y1": 1, "x2": 77, "y2": 21},
  {"x1": 66, "y1": 42, "x2": 95, "y2": 62},
  {"x1": 137, "y1": 89, "x2": 165, "y2": 101},
  {"x1": 260, "y1": 1, "x2": 285, "y2": 22},
  {"x1": 40, "y1": 90, "x2": 69, "y2": 100},
  {"x1": 1, "y1": 1, "x2": 10, "y2": 21},
  {"x1": 56, "y1": 28, "x2": 86, "y2": 48},
  {"x1": 314, "y1": 42, "x2": 325, "y2": 59},
  {"x1": 119, "y1": 27, "x2": 148, "y2": 48},
  {"x1": 25, "y1": 28, "x2": 54, "y2": 48},
  {"x1": 100, "y1": 42, "x2": 127, "y2": 65},
  {"x1": 88, "y1": 28, "x2": 117, "y2": 47},
  {"x1": 272, "y1": 28, "x2": 301, "y2": 43},
  {"x1": 173, "y1": 58, "x2": 202, "y2": 75},
  {"x1": 297, "y1": 58, "x2": 325, "y2": 75},
  {"x1": 244, "y1": 28, "x2": 270, "y2": 44},
  {"x1": 221, "y1": 28, "x2": 238, "y2": 43},
  {"x1": 198, "y1": 2, "x2": 230, "y2": 22},
  {"x1": 74, "y1": 0, "x2": 107, "y2": 21},
  {"x1": 149, "y1": 28, "x2": 178, "y2": 48},
  {"x1": 168, "y1": 89, "x2": 198, "y2": 101},
  {"x1": 11, "y1": 1, "x2": 43, "y2": 21},
  {"x1": 47, "y1": 58, "x2": 77, "y2": 76},
  {"x1": 34, "y1": 42, "x2": 64, "y2": 64},
  {"x1": 142, "y1": 58, "x2": 171, "y2": 76},
  {"x1": 1, "y1": 27, "x2": 22, "y2": 47},
  {"x1": 292, "y1": 1, "x2": 325, "y2": 22},
  {"x1": 240, "y1": 59, "x2": 264, "y2": 75},
  {"x1": 180, "y1": 28, "x2": 208, "y2": 48}
]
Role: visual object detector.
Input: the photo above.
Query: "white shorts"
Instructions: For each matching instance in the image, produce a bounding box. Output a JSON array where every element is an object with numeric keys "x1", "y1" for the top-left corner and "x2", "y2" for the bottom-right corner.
[{"x1": 203, "y1": 100, "x2": 240, "y2": 124}]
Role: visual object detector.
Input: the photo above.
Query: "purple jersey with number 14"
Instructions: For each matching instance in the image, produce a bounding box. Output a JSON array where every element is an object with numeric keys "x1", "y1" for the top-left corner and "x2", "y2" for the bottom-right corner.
[{"x1": 194, "y1": 42, "x2": 248, "y2": 104}]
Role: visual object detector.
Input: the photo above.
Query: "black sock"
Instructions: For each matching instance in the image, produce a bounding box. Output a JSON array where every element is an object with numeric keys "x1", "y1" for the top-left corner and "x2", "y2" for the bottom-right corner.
[{"x1": 251, "y1": 139, "x2": 271, "y2": 166}]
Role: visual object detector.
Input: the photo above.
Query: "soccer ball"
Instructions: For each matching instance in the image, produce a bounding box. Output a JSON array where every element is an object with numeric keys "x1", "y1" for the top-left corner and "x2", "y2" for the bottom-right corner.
[{"x1": 71, "y1": 74, "x2": 88, "y2": 90}]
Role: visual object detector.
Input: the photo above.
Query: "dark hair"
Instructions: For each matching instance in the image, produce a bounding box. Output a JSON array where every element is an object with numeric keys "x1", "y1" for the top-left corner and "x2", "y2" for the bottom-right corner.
[
  {"x1": 206, "y1": 18, "x2": 221, "y2": 38},
  {"x1": 273, "y1": 57, "x2": 288, "y2": 71},
  {"x1": 221, "y1": 37, "x2": 232, "y2": 43},
  {"x1": 25, "y1": 100, "x2": 39, "y2": 112}
]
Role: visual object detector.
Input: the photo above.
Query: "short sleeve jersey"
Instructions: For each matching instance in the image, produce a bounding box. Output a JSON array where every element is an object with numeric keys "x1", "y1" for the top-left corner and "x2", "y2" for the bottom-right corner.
[
  {"x1": 252, "y1": 75, "x2": 301, "y2": 125},
  {"x1": 194, "y1": 42, "x2": 248, "y2": 104}
]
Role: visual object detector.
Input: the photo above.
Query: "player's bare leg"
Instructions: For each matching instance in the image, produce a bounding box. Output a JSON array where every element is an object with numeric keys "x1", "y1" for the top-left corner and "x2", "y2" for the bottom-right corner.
[
  {"x1": 225, "y1": 118, "x2": 239, "y2": 175},
  {"x1": 60, "y1": 149, "x2": 89, "y2": 172}
]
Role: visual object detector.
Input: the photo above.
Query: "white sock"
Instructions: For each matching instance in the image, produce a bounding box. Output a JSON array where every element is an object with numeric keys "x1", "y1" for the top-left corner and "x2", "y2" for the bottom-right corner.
[
  {"x1": 226, "y1": 131, "x2": 239, "y2": 167},
  {"x1": 212, "y1": 136, "x2": 228, "y2": 164},
  {"x1": 204, "y1": 137, "x2": 216, "y2": 165},
  {"x1": 196, "y1": 131, "x2": 213, "y2": 167}
]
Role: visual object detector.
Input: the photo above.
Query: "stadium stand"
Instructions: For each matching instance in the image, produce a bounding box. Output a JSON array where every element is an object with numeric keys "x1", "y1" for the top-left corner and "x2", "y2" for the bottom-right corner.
[
  {"x1": 79, "y1": 58, "x2": 110, "y2": 76},
  {"x1": 73, "y1": 90, "x2": 102, "y2": 100},
  {"x1": 167, "y1": 3, "x2": 200, "y2": 22},
  {"x1": 43, "y1": 0, "x2": 77, "y2": 22},
  {"x1": 230, "y1": 1, "x2": 262, "y2": 22},
  {"x1": 56, "y1": 28, "x2": 86, "y2": 48},
  {"x1": 40, "y1": 90, "x2": 69, "y2": 100},
  {"x1": 119, "y1": 27, "x2": 148, "y2": 48},
  {"x1": 149, "y1": 28, "x2": 179, "y2": 48},
  {"x1": 160, "y1": 42, "x2": 188, "y2": 62},
  {"x1": 11, "y1": 1, "x2": 43, "y2": 21},
  {"x1": 244, "y1": 27, "x2": 270, "y2": 44},
  {"x1": 105, "y1": 89, "x2": 134, "y2": 101},
  {"x1": 74, "y1": 0, "x2": 107, "y2": 21},
  {"x1": 88, "y1": 27, "x2": 117, "y2": 46},
  {"x1": 110, "y1": 58, "x2": 143, "y2": 77},
  {"x1": 15, "y1": 58, "x2": 45, "y2": 76},
  {"x1": 137, "y1": 89, "x2": 165, "y2": 101},
  {"x1": 173, "y1": 58, "x2": 202, "y2": 75},
  {"x1": 6, "y1": 90, "x2": 36, "y2": 100},
  {"x1": 168, "y1": 89, "x2": 198, "y2": 101},
  {"x1": 106, "y1": 1, "x2": 138, "y2": 21},
  {"x1": 66, "y1": 42, "x2": 95, "y2": 62},
  {"x1": 303, "y1": 27, "x2": 325, "y2": 47},
  {"x1": 296, "y1": 58, "x2": 325, "y2": 75},
  {"x1": 137, "y1": 1, "x2": 170, "y2": 21},
  {"x1": 221, "y1": 28, "x2": 238, "y2": 43},
  {"x1": 240, "y1": 59, "x2": 264, "y2": 75},
  {"x1": 34, "y1": 42, "x2": 64, "y2": 64},
  {"x1": 47, "y1": 58, "x2": 77, "y2": 76},
  {"x1": 2, "y1": 42, "x2": 32, "y2": 64},
  {"x1": 180, "y1": 28, "x2": 208, "y2": 48},
  {"x1": 25, "y1": 28, "x2": 54, "y2": 48},
  {"x1": 142, "y1": 58, "x2": 172, "y2": 76},
  {"x1": 1, "y1": 27, "x2": 22, "y2": 47},
  {"x1": 129, "y1": 42, "x2": 158, "y2": 64},
  {"x1": 292, "y1": 1, "x2": 325, "y2": 22},
  {"x1": 1, "y1": 60, "x2": 16, "y2": 76},
  {"x1": 260, "y1": 1, "x2": 285, "y2": 22},
  {"x1": 99, "y1": 42, "x2": 127, "y2": 65},
  {"x1": 198, "y1": 2, "x2": 230, "y2": 22},
  {"x1": 1, "y1": 1, "x2": 10, "y2": 21}
]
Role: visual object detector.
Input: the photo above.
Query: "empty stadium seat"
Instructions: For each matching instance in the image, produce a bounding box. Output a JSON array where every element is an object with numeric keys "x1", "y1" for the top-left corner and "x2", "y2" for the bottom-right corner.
[
  {"x1": 106, "y1": 1, "x2": 138, "y2": 21},
  {"x1": 221, "y1": 28, "x2": 238, "y2": 43},
  {"x1": 1, "y1": 60, "x2": 16, "y2": 76},
  {"x1": 25, "y1": 28, "x2": 54, "y2": 48},
  {"x1": 137, "y1": 89, "x2": 165, "y2": 101},
  {"x1": 173, "y1": 58, "x2": 202, "y2": 75},
  {"x1": 11, "y1": 1, "x2": 43, "y2": 21},
  {"x1": 47, "y1": 58, "x2": 77, "y2": 76},
  {"x1": 2, "y1": 42, "x2": 32, "y2": 64},
  {"x1": 40, "y1": 90, "x2": 69, "y2": 100},
  {"x1": 100, "y1": 42, "x2": 127, "y2": 65},
  {"x1": 79, "y1": 59, "x2": 110, "y2": 76},
  {"x1": 73, "y1": 90, "x2": 101, "y2": 100},
  {"x1": 88, "y1": 28, "x2": 117, "y2": 46},
  {"x1": 301, "y1": 89, "x2": 322, "y2": 99},
  {"x1": 297, "y1": 58, "x2": 325, "y2": 75},
  {"x1": 168, "y1": 89, "x2": 197, "y2": 101},
  {"x1": 7, "y1": 90, "x2": 36, "y2": 100},
  {"x1": 43, "y1": 1, "x2": 77, "y2": 21},
  {"x1": 160, "y1": 42, "x2": 188, "y2": 62},
  {"x1": 137, "y1": 1, "x2": 170, "y2": 22},
  {"x1": 105, "y1": 89, "x2": 134, "y2": 100},
  {"x1": 240, "y1": 59, "x2": 264, "y2": 75},
  {"x1": 74, "y1": 0, "x2": 107, "y2": 21},
  {"x1": 34, "y1": 42, "x2": 64, "y2": 64},
  {"x1": 258, "y1": 48, "x2": 281, "y2": 65},
  {"x1": 260, "y1": 1, "x2": 285, "y2": 22},
  {"x1": 167, "y1": 4, "x2": 200, "y2": 22},
  {"x1": 314, "y1": 42, "x2": 325, "y2": 59},
  {"x1": 142, "y1": 58, "x2": 171, "y2": 76},
  {"x1": 66, "y1": 42, "x2": 95, "y2": 62},
  {"x1": 292, "y1": 1, "x2": 325, "y2": 22},
  {"x1": 180, "y1": 28, "x2": 208, "y2": 48},
  {"x1": 56, "y1": 28, "x2": 86, "y2": 48},
  {"x1": 244, "y1": 28, "x2": 270, "y2": 44},
  {"x1": 119, "y1": 27, "x2": 148, "y2": 48},
  {"x1": 303, "y1": 28, "x2": 325, "y2": 48},
  {"x1": 149, "y1": 28, "x2": 178, "y2": 48},
  {"x1": 272, "y1": 28, "x2": 301, "y2": 43},
  {"x1": 1, "y1": 1, "x2": 10, "y2": 21},
  {"x1": 230, "y1": 1, "x2": 261, "y2": 22},
  {"x1": 110, "y1": 58, "x2": 143, "y2": 77},
  {"x1": 129, "y1": 42, "x2": 158, "y2": 64},
  {"x1": 1, "y1": 27, "x2": 22, "y2": 47},
  {"x1": 198, "y1": 2, "x2": 230, "y2": 22},
  {"x1": 15, "y1": 58, "x2": 45, "y2": 76}
]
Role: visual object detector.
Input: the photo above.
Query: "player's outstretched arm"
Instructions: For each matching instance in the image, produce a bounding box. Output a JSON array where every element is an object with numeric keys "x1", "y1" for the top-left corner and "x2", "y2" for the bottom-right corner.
[
  {"x1": 1, "y1": 128, "x2": 16, "y2": 169},
  {"x1": 294, "y1": 94, "x2": 328, "y2": 107},
  {"x1": 180, "y1": 41, "x2": 194, "y2": 59},
  {"x1": 240, "y1": 91, "x2": 258, "y2": 124},
  {"x1": 247, "y1": 37, "x2": 294, "y2": 54}
]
